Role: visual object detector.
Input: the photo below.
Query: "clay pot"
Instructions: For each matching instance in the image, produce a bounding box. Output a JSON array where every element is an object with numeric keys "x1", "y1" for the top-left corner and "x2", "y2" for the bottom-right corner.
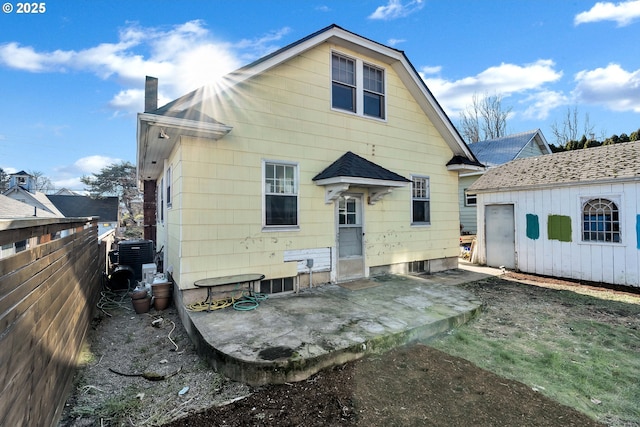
[
  {"x1": 131, "y1": 288, "x2": 148, "y2": 300},
  {"x1": 153, "y1": 296, "x2": 170, "y2": 311},
  {"x1": 152, "y1": 283, "x2": 172, "y2": 298},
  {"x1": 132, "y1": 296, "x2": 151, "y2": 314}
]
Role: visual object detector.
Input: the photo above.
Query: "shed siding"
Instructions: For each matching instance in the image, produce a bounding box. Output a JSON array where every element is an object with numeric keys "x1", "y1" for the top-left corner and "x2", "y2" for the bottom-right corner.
[{"x1": 476, "y1": 182, "x2": 640, "y2": 287}]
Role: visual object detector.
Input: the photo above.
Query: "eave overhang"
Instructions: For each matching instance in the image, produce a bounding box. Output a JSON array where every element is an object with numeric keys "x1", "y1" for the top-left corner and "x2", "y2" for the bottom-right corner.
[{"x1": 136, "y1": 112, "x2": 232, "y2": 186}]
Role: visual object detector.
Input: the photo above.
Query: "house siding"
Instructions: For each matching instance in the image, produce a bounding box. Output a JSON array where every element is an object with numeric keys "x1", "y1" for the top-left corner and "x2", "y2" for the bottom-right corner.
[
  {"x1": 476, "y1": 182, "x2": 640, "y2": 287},
  {"x1": 163, "y1": 42, "x2": 460, "y2": 290}
]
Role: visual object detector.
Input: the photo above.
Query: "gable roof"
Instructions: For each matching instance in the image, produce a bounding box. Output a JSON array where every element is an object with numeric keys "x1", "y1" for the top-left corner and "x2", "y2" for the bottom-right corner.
[
  {"x1": 138, "y1": 24, "x2": 481, "y2": 183},
  {"x1": 48, "y1": 195, "x2": 119, "y2": 221},
  {"x1": 2, "y1": 187, "x2": 64, "y2": 217},
  {"x1": 467, "y1": 129, "x2": 551, "y2": 167},
  {"x1": 469, "y1": 141, "x2": 640, "y2": 193},
  {"x1": 0, "y1": 194, "x2": 59, "y2": 219},
  {"x1": 313, "y1": 151, "x2": 411, "y2": 183}
]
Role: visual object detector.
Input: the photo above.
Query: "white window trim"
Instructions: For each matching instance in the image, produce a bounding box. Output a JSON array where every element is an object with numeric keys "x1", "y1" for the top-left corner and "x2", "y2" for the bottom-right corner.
[
  {"x1": 330, "y1": 50, "x2": 387, "y2": 122},
  {"x1": 165, "y1": 165, "x2": 172, "y2": 209},
  {"x1": 578, "y1": 194, "x2": 624, "y2": 246},
  {"x1": 262, "y1": 159, "x2": 300, "y2": 232},
  {"x1": 464, "y1": 189, "x2": 477, "y2": 207},
  {"x1": 411, "y1": 175, "x2": 431, "y2": 227}
]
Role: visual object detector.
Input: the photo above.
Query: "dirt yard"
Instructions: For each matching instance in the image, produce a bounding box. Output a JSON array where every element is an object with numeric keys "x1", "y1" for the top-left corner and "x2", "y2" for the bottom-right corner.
[{"x1": 58, "y1": 272, "x2": 640, "y2": 427}]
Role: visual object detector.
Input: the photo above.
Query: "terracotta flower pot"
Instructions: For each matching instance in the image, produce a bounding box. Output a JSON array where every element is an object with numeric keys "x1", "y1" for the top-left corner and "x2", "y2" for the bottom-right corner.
[
  {"x1": 132, "y1": 296, "x2": 151, "y2": 314},
  {"x1": 153, "y1": 296, "x2": 171, "y2": 311}
]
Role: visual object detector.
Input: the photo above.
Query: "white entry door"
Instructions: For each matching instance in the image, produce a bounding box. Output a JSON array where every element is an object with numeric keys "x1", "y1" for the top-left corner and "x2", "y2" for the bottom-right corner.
[
  {"x1": 337, "y1": 195, "x2": 364, "y2": 281},
  {"x1": 485, "y1": 204, "x2": 516, "y2": 269}
]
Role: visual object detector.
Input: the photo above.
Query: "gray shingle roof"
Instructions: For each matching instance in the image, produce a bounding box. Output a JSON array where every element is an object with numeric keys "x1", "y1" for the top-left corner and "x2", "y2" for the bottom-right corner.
[
  {"x1": 313, "y1": 151, "x2": 411, "y2": 182},
  {"x1": 48, "y1": 195, "x2": 119, "y2": 221},
  {"x1": 469, "y1": 141, "x2": 640, "y2": 192},
  {"x1": 468, "y1": 129, "x2": 543, "y2": 167},
  {"x1": 0, "y1": 194, "x2": 58, "y2": 218}
]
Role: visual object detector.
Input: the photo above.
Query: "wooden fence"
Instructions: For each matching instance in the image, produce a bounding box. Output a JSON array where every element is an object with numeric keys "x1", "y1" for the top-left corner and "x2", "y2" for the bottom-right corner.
[{"x1": 0, "y1": 217, "x2": 104, "y2": 427}]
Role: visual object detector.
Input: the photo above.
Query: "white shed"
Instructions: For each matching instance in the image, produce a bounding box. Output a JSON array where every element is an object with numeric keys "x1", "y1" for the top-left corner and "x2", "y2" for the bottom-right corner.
[{"x1": 469, "y1": 141, "x2": 640, "y2": 288}]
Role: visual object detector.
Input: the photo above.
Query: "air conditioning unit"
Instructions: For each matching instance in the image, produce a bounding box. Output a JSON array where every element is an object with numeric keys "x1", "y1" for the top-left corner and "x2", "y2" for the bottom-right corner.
[{"x1": 118, "y1": 240, "x2": 154, "y2": 281}]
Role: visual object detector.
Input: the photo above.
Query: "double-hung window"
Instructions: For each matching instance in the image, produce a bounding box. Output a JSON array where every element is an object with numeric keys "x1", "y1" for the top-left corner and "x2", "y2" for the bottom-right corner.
[
  {"x1": 264, "y1": 161, "x2": 299, "y2": 228},
  {"x1": 331, "y1": 54, "x2": 356, "y2": 113},
  {"x1": 363, "y1": 64, "x2": 385, "y2": 118},
  {"x1": 331, "y1": 52, "x2": 385, "y2": 119},
  {"x1": 411, "y1": 176, "x2": 430, "y2": 225}
]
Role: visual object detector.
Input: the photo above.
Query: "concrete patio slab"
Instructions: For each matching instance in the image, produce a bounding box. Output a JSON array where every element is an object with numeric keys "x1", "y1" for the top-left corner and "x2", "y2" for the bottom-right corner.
[{"x1": 183, "y1": 264, "x2": 501, "y2": 385}]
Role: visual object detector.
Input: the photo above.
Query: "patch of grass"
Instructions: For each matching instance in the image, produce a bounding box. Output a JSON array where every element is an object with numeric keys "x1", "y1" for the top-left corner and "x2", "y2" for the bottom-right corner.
[
  {"x1": 97, "y1": 386, "x2": 143, "y2": 424},
  {"x1": 430, "y1": 287, "x2": 640, "y2": 426}
]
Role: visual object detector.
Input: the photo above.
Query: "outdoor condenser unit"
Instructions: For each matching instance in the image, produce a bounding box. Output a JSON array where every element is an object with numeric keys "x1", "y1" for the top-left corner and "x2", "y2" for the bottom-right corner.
[{"x1": 117, "y1": 239, "x2": 154, "y2": 281}]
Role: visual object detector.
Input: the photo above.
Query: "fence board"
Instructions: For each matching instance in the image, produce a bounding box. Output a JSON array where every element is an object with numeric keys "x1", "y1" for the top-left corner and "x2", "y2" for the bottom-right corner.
[{"x1": 0, "y1": 218, "x2": 103, "y2": 427}]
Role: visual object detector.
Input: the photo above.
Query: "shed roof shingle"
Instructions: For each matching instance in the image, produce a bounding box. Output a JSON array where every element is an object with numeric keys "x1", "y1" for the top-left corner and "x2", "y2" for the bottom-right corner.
[{"x1": 469, "y1": 141, "x2": 640, "y2": 192}]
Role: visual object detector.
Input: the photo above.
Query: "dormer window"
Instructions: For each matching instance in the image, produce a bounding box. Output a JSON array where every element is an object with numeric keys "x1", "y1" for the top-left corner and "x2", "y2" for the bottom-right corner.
[{"x1": 331, "y1": 52, "x2": 386, "y2": 120}]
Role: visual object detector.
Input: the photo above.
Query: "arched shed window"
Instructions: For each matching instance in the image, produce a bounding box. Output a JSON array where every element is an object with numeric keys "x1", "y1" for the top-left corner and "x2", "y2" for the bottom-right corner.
[{"x1": 582, "y1": 198, "x2": 620, "y2": 243}]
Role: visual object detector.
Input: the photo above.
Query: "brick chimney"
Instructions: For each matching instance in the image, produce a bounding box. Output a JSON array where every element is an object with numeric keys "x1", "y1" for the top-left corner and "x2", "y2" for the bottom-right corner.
[{"x1": 144, "y1": 76, "x2": 158, "y2": 112}]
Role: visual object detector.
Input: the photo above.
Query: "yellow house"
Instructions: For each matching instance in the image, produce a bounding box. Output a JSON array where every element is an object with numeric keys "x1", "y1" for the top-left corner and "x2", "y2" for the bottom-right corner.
[{"x1": 136, "y1": 25, "x2": 482, "y2": 302}]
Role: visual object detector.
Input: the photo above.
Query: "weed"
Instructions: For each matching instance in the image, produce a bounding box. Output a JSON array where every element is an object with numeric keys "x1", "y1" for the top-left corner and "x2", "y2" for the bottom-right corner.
[{"x1": 97, "y1": 386, "x2": 143, "y2": 424}]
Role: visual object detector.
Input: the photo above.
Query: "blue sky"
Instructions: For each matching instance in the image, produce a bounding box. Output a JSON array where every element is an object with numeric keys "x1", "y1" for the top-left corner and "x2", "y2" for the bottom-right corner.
[{"x1": 1, "y1": 0, "x2": 639, "y2": 190}]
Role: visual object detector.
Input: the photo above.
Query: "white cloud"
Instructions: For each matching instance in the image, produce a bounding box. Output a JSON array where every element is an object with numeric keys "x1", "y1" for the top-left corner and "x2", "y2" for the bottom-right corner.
[
  {"x1": 421, "y1": 60, "x2": 563, "y2": 116},
  {"x1": 369, "y1": 0, "x2": 424, "y2": 20},
  {"x1": 0, "y1": 21, "x2": 291, "y2": 114},
  {"x1": 387, "y1": 38, "x2": 406, "y2": 47},
  {"x1": 420, "y1": 65, "x2": 442, "y2": 75},
  {"x1": 51, "y1": 155, "x2": 122, "y2": 191},
  {"x1": 573, "y1": 63, "x2": 640, "y2": 112},
  {"x1": 574, "y1": 0, "x2": 640, "y2": 26},
  {"x1": 520, "y1": 90, "x2": 568, "y2": 120}
]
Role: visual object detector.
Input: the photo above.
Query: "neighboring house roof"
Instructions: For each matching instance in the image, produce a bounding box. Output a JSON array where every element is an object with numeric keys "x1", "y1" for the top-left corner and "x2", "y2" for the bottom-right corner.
[
  {"x1": 52, "y1": 188, "x2": 82, "y2": 196},
  {"x1": 0, "y1": 194, "x2": 59, "y2": 219},
  {"x1": 467, "y1": 129, "x2": 552, "y2": 168},
  {"x1": 2, "y1": 187, "x2": 64, "y2": 217},
  {"x1": 469, "y1": 141, "x2": 640, "y2": 193},
  {"x1": 138, "y1": 24, "x2": 482, "y2": 182},
  {"x1": 313, "y1": 151, "x2": 411, "y2": 183},
  {"x1": 48, "y1": 195, "x2": 119, "y2": 221}
]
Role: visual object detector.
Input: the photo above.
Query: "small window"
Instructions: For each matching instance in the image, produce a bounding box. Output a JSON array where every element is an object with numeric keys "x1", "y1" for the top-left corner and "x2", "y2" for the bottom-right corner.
[
  {"x1": 332, "y1": 53, "x2": 356, "y2": 113},
  {"x1": 363, "y1": 64, "x2": 385, "y2": 119},
  {"x1": 158, "y1": 178, "x2": 164, "y2": 223},
  {"x1": 264, "y1": 161, "x2": 298, "y2": 228},
  {"x1": 412, "y1": 176, "x2": 430, "y2": 224},
  {"x1": 166, "y1": 167, "x2": 172, "y2": 208},
  {"x1": 582, "y1": 198, "x2": 620, "y2": 243},
  {"x1": 260, "y1": 277, "x2": 295, "y2": 294},
  {"x1": 465, "y1": 190, "x2": 477, "y2": 206}
]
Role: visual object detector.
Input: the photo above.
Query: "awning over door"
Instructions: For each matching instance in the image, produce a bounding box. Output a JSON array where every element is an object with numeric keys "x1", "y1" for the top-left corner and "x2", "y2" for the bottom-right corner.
[{"x1": 312, "y1": 151, "x2": 411, "y2": 204}]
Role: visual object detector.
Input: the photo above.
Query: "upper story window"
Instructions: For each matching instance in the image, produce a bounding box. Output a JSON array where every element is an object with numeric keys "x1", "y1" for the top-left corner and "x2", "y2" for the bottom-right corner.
[
  {"x1": 264, "y1": 161, "x2": 299, "y2": 229},
  {"x1": 331, "y1": 52, "x2": 386, "y2": 120},
  {"x1": 411, "y1": 176, "x2": 430, "y2": 225},
  {"x1": 582, "y1": 198, "x2": 620, "y2": 243},
  {"x1": 363, "y1": 64, "x2": 385, "y2": 118},
  {"x1": 331, "y1": 54, "x2": 356, "y2": 113}
]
